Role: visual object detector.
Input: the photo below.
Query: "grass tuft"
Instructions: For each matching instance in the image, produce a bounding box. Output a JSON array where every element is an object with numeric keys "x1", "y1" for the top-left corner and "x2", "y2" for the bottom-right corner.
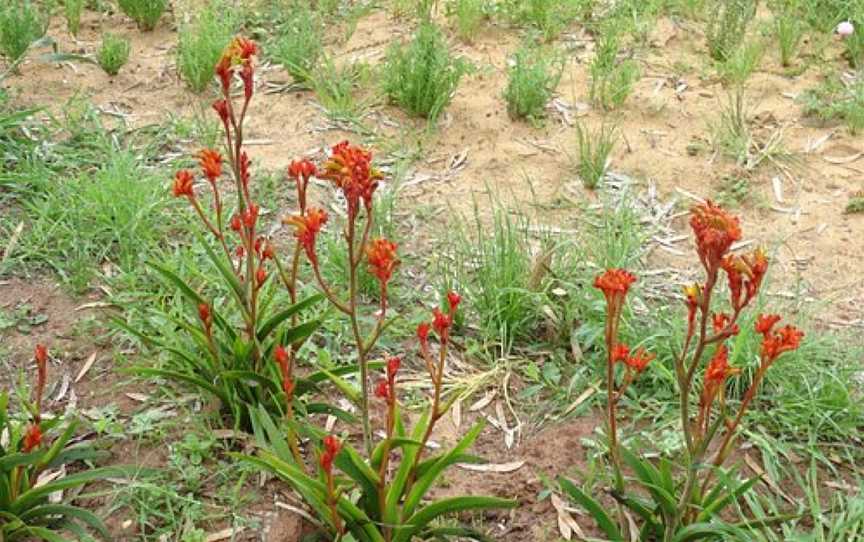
[
  {"x1": 269, "y1": 2, "x2": 322, "y2": 82},
  {"x1": 705, "y1": 0, "x2": 756, "y2": 61},
  {"x1": 575, "y1": 120, "x2": 617, "y2": 189},
  {"x1": 177, "y1": 1, "x2": 238, "y2": 92},
  {"x1": 118, "y1": 0, "x2": 166, "y2": 31},
  {"x1": 504, "y1": 38, "x2": 563, "y2": 122},
  {"x1": 383, "y1": 22, "x2": 468, "y2": 121},
  {"x1": 98, "y1": 33, "x2": 131, "y2": 76},
  {"x1": 64, "y1": 0, "x2": 85, "y2": 36},
  {"x1": 0, "y1": 0, "x2": 46, "y2": 67}
]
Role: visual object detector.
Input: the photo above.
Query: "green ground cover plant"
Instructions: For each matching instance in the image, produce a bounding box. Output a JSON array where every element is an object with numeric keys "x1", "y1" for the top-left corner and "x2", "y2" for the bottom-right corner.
[
  {"x1": 118, "y1": 0, "x2": 166, "y2": 31},
  {"x1": 269, "y1": 2, "x2": 322, "y2": 82},
  {"x1": 504, "y1": 38, "x2": 563, "y2": 121},
  {"x1": 0, "y1": 1, "x2": 47, "y2": 68},
  {"x1": 64, "y1": 0, "x2": 85, "y2": 36},
  {"x1": 177, "y1": 1, "x2": 238, "y2": 92},
  {"x1": 97, "y1": 33, "x2": 131, "y2": 76}
]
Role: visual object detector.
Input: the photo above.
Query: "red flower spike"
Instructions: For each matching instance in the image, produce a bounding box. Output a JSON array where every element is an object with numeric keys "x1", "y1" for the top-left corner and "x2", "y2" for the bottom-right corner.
[
  {"x1": 366, "y1": 238, "x2": 399, "y2": 286},
  {"x1": 320, "y1": 435, "x2": 341, "y2": 474},
  {"x1": 432, "y1": 308, "x2": 452, "y2": 342},
  {"x1": 256, "y1": 267, "x2": 267, "y2": 287},
  {"x1": 215, "y1": 56, "x2": 233, "y2": 93},
  {"x1": 712, "y1": 312, "x2": 733, "y2": 334},
  {"x1": 285, "y1": 208, "x2": 328, "y2": 264},
  {"x1": 35, "y1": 344, "x2": 47, "y2": 365},
  {"x1": 274, "y1": 345, "x2": 294, "y2": 397},
  {"x1": 755, "y1": 314, "x2": 781, "y2": 336},
  {"x1": 704, "y1": 345, "x2": 739, "y2": 385},
  {"x1": 387, "y1": 356, "x2": 401, "y2": 379},
  {"x1": 319, "y1": 141, "x2": 382, "y2": 218},
  {"x1": 172, "y1": 170, "x2": 195, "y2": 198},
  {"x1": 22, "y1": 423, "x2": 42, "y2": 452},
  {"x1": 624, "y1": 347, "x2": 655, "y2": 373},
  {"x1": 241, "y1": 62, "x2": 254, "y2": 100},
  {"x1": 447, "y1": 291, "x2": 461, "y2": 313},
  {"x1": 239, "y1": 152, "x2": 251, "y2": 189},
  {"x1": 230, "y1": 214, "x2": 242, "y2": 232},
  {"x1": 199, "y1": 149, "x2": 222, "y2": 182},
  {"x1": 243, "y1": 204, "x2": 259, "y2": 229},
  {"x1": 690, "y1": 201, "x2": 742, "y2": 270},
  {"x1": 417, "y1": 322, "x2": 431, "y2": 344},
  {"x1": 375, "y1": 379, "x2": 390, "y2": 400},
  {"x1": 761, "y1": 323, "x2": 804, "y2": 365},
  {"x1": 212, "y1": 99, "x2": 230, "y2": 126},
  {"x1": 198, "y1": 303, "x2": 212, "y2": 326},
  {"x1": 721, "y1": 255, "x2": 744, "y2": 310},
  {"x1": 594, "y1": 269, "x2": 637, "y2": 312},
  {"x1": 288, "y1": 158, "x2": 316, "y2": 180},
  {"x1": 611, "y1": 344, "x2": 630, "y2": 364}
]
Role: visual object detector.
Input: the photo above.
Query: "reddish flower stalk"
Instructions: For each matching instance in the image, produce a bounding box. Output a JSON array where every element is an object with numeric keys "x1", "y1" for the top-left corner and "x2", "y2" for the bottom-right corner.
[
  {"x1": 274, "y1": 345, "x2": 303, "y2": 464},
  {"x1": 593, "y1": 268, "x2": 641, "y2": 490},
  {"x1": 375, "y1": 356, "x2": 401, "y2": 540},
  {"x1": 409, "y1": 294, "x2": 461, "y2": 483},
  {"x1": 320, "y1": 435, "x2": 345, "y2": 538},
  {"x1": 286, "y1": 141, "x2": 391, "y2": 456}
]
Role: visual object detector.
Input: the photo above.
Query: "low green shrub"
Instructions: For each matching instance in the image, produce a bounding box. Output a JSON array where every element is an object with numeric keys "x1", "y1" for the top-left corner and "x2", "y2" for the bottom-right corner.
[
  {"x1": 118, "y1": 0, "x2": 166, "y2": 31},
  {"x1": 575, "y1": 120, "x2": 617, "y2": 189},
  {"x1": 0, "y1": 0, "x2": 47, "y2": 67},
  {"x1": 383, "y1": 23, "x2": 468, "y2": 121},
  {"x1": 177, "y1": 1, "x2": 238, "y2": 92},
  {"x1": 504, "y1": 38, "x2": 563, "y2": 121},
  {"x1": 98, "y1": 33, "x2": 131, "y2": 76},
  {"x1": 705, "y1": 0, "x2": 757, "y2": 61},
  {"x1": 270, "y1": 3, "x2": 322, "y2": 82},
  {"x1": 64, "y1": 0, "x2": 85, "y2": 36}
]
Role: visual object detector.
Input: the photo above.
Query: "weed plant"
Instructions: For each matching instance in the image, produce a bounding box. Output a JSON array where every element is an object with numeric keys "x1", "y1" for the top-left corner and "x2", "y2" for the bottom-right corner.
[
  {"x1": 64, "y1": 0, "x2": 85, "y2": 36},
  {"x1": 383, "y1": 23, "x2": 467, "y2": 121},
  {"x1": 712, "y1": 88, "x2": 751, "y2": 163},
  {"x1": 500, "y1": 0, "x2": 591, "y2": 40},
  {"x1": 800, "y1": 76, "x2": 864, "y2": 134},
  {"x1": 589, "y1": 24, "x2": 640, "y2": 110},
  {"x1": 118, "y1": 0, "x2": 166, "y2": 31},
  {"x1": 310, "y1": 56, "x2": 362, "y2": 120},
  {"x1": 270, "y1": 2, "x2": 322, "y2": 82},
  {"x1": 716, "y1": 39, "x2": 763, "y2": 87},
  {"x1": 575, "y1": 120, "x2": 617, "y2": 189},
  {"x1": 0, "y1": 1, "x2": 47, "y2": 67},
  {"x1": 705, "y1": 0, "x2": 757, "y2": 61},
  {"x1": 446, "y1": 0, "x2": 486, "y2": 41},
  {"x1": 98, "y1": 33, "x2": 131, "y2": 76},
  {"x1": 504, "y1": 38, "x2": 563, "y2": 121},
  {"x1": 178, "y1": 1, "x2": 238, "y2": 92},
  {"x1": 769, "y1": 0, "x2": 804, "y2": 67}
]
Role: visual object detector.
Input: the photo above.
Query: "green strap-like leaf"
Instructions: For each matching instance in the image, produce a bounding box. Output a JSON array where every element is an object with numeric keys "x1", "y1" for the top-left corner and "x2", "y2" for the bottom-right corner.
[
  {"x1": 131, "y1": 367, "x2": 230, "y2": 405},
  {"x1": 19, "y1": 504, "x2": 110, "y2": 539},
  {"x1": 559, "y1": 477, "x2": 624, "y2": 542},
  {"x1": 402, "y1": 421, "x2": 485, "y2": 519},
  {"x1": 393, "y1": 496, "x2": 517, "y2": 542},
  {"x1": 697, "y1": 476, "x2": 759, "y2": 523},
  {"x1": 384, "y1": 410, "x2": 429, "y2": 527},
  {"x1": 256, "y1": 294, "x2": 323, "y2": 341},
  {"x1": 12, "y1": 466, "x2": 141, "y2": 514},
  {"x1": 620, "y1": 447, "x2": 678, "y2": 519}
]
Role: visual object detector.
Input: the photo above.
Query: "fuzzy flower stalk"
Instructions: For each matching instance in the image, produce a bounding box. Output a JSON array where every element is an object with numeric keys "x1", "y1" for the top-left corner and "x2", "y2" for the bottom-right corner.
[
  {"x1": 669, "y1": 201, "x2": 801, "y2": 533},
  {"x1": 285, "y1": 140, "x2": 392, "y2": 455},
  {"x1": 593, "y1": 269, "x2": 654, "y2": 490}
]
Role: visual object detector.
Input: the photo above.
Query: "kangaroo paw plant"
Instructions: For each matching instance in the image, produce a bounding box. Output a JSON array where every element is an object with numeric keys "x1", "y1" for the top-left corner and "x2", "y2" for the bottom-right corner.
[
  {"x1": 1, "y1": 345, "x2": 134, "y2": 541},
  {"x1": 561, "y1": 201, "x2": 803, "y2": 541}
]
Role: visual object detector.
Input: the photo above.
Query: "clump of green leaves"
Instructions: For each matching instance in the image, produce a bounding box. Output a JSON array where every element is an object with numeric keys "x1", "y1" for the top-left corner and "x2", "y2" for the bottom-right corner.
[
  {"x1": 98, "y1": 33, "x2": 131, "y2": 76},
  {"x1": 705, "y1": 0, "x2": 757, "y2": 60},
  {"x1": 446, "y1": 0, "x2": 487, "y2": 42},
  {"x1": 712, "y1": 88, "x2": 752, "y2": 163},
  {"x1": 0, "y1": 0, "x2": 46, "y2": 67},
  {"x1": 770, "y1": 0, "x2": 804, "y2": 67},
  {"x1": 716, "y1": 39, "x2": 763, "y2": 86},
  {"x1": 178, "y1": 1, "x2": 238, "y2": 92},
  {"x1": 310, "y1": 56, "x2": 363, "y2": 120},
  {"x1": 383, "y1": 23, "x2": 467, "y2": 121},
  {"x1": 715, "y1": 174, "x2": 751, "y2": 207},
  {"x1": 64, "y1": 0, "x2": 85, "y2": 36},
  {"x1": 118, "y1": 0, "x2": 166, "y2": 31},
  {"x1": 500, "y1": 0, "x2": 591, "y2": 40},
  {"x1": 270, "y1": 3, "x2": 322, "y2": 82},
  {"x1": 846, "y1": 192, "x2": 864, "y2": 213},
  {"x1": 575, "y1": 120, "x2": 617, "y2": 189},
  {"x1": 800, "y1": 76, "x2": 864, "y2": 135},
  {"x1": 504, "y1": 38, "x2": 563, "y2": 121},
  {"x1": 589, "y1": 24, "x2": 640, "y2": 110}
]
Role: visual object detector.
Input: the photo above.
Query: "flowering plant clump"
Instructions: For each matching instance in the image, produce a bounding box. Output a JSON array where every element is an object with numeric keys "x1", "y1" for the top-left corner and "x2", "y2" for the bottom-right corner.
[
  {"x1": 1, "y1": 345, "x2": 135, "y2": 540},
  {"x1": 131, "y1": 37, "x2": 347, "y2": 433},
  {"x1": 245, "y1": 295, "x2": 516, "y2": 541},
  {"x1": 561, "y1": 201, "x2": 803, "y2": 540},
  {"x1": 138, "y1": 37, "x2": 513, "y2": 540}
]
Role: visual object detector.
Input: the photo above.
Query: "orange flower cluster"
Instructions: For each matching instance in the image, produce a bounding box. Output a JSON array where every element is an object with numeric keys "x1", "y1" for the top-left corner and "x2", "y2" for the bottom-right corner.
[
  {"x1": 199, "y1": 149, "x2": 222, "y2": 183},
  {"x1": 172, "y1": 170, "x2": 195, "y2": 198},
  {"x1": 756, "y1": 314, "x2": 803, "y2": 366},
  {"x1": 22, "y1": 423, "x2": 42, "y2": 453},
  {"x1": 319, "y1": 141, "x2": 382, "y2": 219},
  {"x1": 690, "y1": 201, "x2": 742, "y2": 270},
  {"x1": 366, "y1": 238, "x2": 399, "y2": 287},
  {"x1": 215, "y1": 37, "x2": 258, "y2": 96},
  {"x1": 610, "y1": 343, "x2": 655, "y2": 373},
  {"x1": 375, "y1": 356, "x2": 401, "y2": 403},
  {"x1": 721, "y1": 248, "x2": 768, "y2": 312},
  {"x1": 285, "y1": 208, "x2": 329, "y2": 265}
]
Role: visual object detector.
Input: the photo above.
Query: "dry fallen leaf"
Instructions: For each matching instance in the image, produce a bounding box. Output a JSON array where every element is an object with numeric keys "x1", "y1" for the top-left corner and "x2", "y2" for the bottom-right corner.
[
  {"x1": 468, "y1": 390, "x2": 497, "y2": 412},
  {"x1": 75, "y1": 352, "x2": 98, "y2": 383},
  {"x1": 551, "y1": 493, "x2": 585, "y2": 540},
  {"x1": 457, "y1": 460, "x2": 525, "y2": 473}
]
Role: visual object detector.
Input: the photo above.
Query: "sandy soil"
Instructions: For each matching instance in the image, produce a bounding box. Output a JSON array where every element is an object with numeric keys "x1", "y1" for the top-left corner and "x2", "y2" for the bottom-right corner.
[{"x1": 2, "y1": 2, "x2": 863, "y2": 540}]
